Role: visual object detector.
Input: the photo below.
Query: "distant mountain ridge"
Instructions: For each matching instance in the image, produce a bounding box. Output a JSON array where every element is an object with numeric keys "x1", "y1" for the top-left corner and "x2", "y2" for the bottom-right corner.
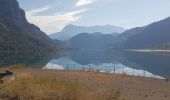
[
  {"x1": 69, "y1": 32, "x2": 116, "y2": 49},
  {"x1": 50, "y1": 24, "x2": 125, "y2": 40},
  {"x1": 68, "y1": 17, "x2": 170, "y2": 50},
  {"x1": 0, "y1": 0, "x2": 57, "y2": 52}
]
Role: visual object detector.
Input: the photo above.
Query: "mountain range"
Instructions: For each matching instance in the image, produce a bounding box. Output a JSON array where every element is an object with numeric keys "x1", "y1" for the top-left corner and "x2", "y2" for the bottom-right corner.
[
  {"x1": 50, "y1": 24, "x2": 125, "y2": 40},
  {"x1": 1, "y1": 0, "x2": 170, "y2": 52},
  {"x1": 68, "y1": 17, "x2": 170, "y2": 50}
]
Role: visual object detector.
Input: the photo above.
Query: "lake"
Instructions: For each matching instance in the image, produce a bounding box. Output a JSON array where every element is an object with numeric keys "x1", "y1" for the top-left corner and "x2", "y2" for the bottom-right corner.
[{"x1": 0, "y1": 50, "x2": 170, "y2": 78}]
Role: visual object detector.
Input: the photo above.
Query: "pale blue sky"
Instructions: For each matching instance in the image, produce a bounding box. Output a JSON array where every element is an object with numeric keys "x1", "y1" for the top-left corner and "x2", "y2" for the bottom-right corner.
[{"x1": 18, "y1": 0, "x2": 170, "y2": 34}]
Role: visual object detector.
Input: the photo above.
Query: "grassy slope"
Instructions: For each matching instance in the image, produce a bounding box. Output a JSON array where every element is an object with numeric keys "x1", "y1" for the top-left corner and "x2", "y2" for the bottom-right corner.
[
  {"x1": 0, "y1": 70, "x2": 120, "y2": 100},
  {"x1": 0, "y1": 69, "x2": 170, "y2": 100}
]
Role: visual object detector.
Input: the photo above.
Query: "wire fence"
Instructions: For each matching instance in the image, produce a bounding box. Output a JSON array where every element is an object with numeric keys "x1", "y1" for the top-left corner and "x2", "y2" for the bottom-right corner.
[
  {"x1": 0, "y1": 63, "x2": 167, "y2": 80},
  {"x1": 43, "y1": 64, "x2": 165, "y2": 79}
]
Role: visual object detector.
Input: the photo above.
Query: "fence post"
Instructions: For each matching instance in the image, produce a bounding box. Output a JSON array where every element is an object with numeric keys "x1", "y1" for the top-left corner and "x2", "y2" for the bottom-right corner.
[
  {"x1": 89, "y1": 64, "x2": 90, "y2": 72},
  {"x1": 97, "y1": 65, "x2": 99, "y2": 72},
  {"x1": 74, "y1": 64, "x2": 75, "y2": 71},
  {"x1": 143, "y1": 70, "x2": 145, "y2": 77},
  {"x1": 114, "y1": 65, "x2": 115, "y2": 74},
  {"x1": 67, "y1": 64, "x2": 68, "y2": 71}
]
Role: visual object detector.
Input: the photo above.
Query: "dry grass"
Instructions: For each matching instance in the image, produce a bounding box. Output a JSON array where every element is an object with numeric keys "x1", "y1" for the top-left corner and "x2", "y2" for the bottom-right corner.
[
  {"x1": 0, "y1": 68, "x2": 170, "y2": 100},
  {"x1": 0, "y1": 72, "x2": 120, "y2": 100},
  {"x1": 7, "y1": 64, "x2": 27, "y2": 69}
]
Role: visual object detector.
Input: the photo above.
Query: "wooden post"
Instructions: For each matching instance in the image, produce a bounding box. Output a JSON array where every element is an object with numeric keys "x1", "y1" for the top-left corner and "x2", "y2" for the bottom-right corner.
[
  {"x1": 67, "y1": 64, "x2": 69, "y2": 71},
  {"x1": 89, "y1": 64, "x2": 90, "y2": 72},
  {"x1": 114, "y1": 65, "x2": 115, "y2": 74},
  {"x1": 74, "y1": 64, "x2": 76, "y2": 71}
]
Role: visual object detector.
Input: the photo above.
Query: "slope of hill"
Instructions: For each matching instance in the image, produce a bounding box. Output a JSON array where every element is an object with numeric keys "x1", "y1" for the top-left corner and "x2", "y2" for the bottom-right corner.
[
  {"x1": 50, "y1": 24, "x2": 125, "y2": 40},
  {"x1": 0, "y1": 0, "x2": 57, "y2": 52},
  {"x1": 123, "y1": 17, "x2": 170, "y2": 49},
  {"x1": 112, "y1": 27, "x2": 146, "y2": 48},
  {"x1": 69, "y1": 32, "x2": 116, "y2": 49}
]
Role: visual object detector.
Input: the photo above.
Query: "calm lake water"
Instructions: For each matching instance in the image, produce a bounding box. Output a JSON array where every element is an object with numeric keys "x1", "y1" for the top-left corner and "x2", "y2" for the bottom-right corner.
[{"x1": 0, "y1": 50, "x2": 170, "y2": 78}]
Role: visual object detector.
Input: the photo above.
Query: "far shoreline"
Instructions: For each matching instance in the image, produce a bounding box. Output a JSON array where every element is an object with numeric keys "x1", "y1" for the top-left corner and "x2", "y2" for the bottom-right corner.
[{"x1": 125, "y1": 49, "x2": 170, "y2": 53}]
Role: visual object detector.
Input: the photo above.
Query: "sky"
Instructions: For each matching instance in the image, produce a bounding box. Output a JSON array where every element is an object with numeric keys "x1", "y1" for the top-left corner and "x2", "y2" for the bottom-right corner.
[{"x1": 18, "y1": 0, "x2": 170, "y2": 34}]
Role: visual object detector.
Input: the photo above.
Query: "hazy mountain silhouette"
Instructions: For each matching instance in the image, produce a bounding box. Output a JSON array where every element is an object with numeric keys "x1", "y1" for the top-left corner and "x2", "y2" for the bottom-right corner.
[
  {"x1": 69, "y1": 32, "x2": 116, "y2": 49},
  {"x1": 50, "y1": 24, "x2": 125, "y2": 40}
]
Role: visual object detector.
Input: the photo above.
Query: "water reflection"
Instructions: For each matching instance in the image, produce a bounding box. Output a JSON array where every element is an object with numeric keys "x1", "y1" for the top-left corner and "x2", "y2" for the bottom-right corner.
[
  {"x1": 44, "y1": 50, "x2": 170, "y2": 78},
  {"x1": 44, "y1": 60, "x2": 164, "y2": 79},
  {"x1": 0, "y1": 50, "x2": 170, "y2": 78},
  {"x1": 0, "y1": 52, "x2": 55, "y2": 68},
  {"x1": 122, "y1": 51, "x2": 170, "y2": 77}
]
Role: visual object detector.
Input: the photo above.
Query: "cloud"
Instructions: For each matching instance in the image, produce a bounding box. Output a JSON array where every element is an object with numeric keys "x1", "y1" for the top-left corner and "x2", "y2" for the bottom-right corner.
[
  {"x1": 26, "y1": 6, "x2": 51, "y2": 15},
  {"x1": 26, "y1": 6, "x2": 87, "y2": 34},
  {"x1": 76, "y1": 0, "x2": 96, "y2": 6}
]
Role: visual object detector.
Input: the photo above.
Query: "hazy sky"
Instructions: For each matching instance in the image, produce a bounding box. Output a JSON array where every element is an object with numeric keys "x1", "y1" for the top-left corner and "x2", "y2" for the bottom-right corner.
[{"x1": 18, "y1": 0, "x2": 170, "y2": 34}]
